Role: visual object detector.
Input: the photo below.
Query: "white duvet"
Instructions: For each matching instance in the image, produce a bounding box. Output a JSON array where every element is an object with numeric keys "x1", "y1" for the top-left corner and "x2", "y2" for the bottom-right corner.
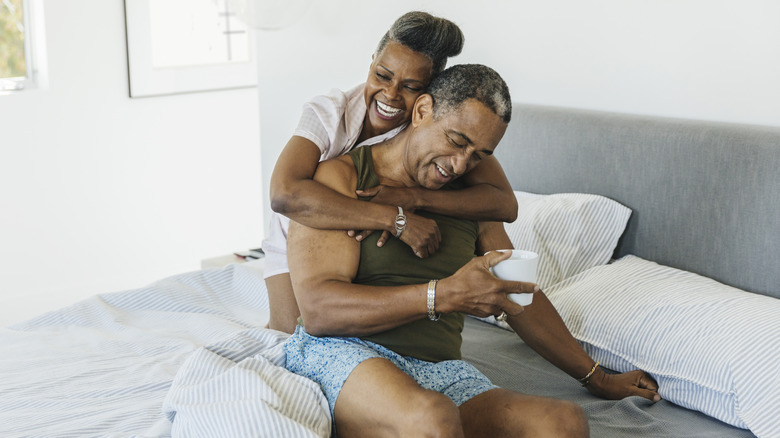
[{"x1": 0, "y1": 260, "x2": 330, "y2": 437}]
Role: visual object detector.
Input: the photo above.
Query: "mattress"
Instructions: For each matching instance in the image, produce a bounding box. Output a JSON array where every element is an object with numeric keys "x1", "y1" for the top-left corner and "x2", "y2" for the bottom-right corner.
[{"x1": 0, "y1": 260, "x2": 757, "y2": 437}]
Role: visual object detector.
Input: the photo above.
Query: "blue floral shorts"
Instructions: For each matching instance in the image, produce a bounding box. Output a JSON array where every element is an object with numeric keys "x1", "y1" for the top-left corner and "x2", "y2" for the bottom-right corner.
[{"x1": 284, "y1": 325, "x2": 498, "y2": 417}]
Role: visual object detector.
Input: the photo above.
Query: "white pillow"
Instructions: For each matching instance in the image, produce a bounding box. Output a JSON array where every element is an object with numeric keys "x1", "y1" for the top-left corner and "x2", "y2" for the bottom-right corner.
[
  {"x1": 478, "y1": 191, "x2": 631, "y2": 329},
  {"x1": 545, "y1": 255, "x2": 780, "y2": 437},
  {"x1": 505, "y1": 191, "x2": 632, "y2": 290}
]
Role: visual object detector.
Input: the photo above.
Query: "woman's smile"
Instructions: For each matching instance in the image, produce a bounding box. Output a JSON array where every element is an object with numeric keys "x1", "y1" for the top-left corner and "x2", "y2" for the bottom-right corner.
[{"x1": 375, "y1": 100, "x2": 403, "y2": 120}]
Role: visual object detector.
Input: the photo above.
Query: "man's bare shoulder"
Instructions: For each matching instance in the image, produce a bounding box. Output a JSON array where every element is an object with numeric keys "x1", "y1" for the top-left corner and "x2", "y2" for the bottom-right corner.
[{"x1": 314, "y1": 155, "x2": 357, "y2": 198}]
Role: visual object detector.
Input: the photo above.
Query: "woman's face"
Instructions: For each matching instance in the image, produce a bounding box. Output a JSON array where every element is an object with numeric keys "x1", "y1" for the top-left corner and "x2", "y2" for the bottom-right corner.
[{"x1": 363, "y1": 41, "x2": 434, "y2": 137}]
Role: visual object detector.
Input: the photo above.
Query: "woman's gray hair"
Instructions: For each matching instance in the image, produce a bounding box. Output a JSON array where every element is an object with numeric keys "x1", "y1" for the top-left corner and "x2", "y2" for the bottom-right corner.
[
  {"x1": 427, "y1": 64, "x2": 512, "y2": 123},
  {"x1": 375, "y1": 11, "x2": 464, "y2": 77}
]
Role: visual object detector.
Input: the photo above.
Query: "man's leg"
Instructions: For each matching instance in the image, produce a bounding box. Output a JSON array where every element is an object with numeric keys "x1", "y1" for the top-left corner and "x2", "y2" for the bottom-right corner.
[
  {"x1": 266, "y1": 273, "x2": 300, "y2": 334},
  {"x1": 335, "y1": 358, "x2": 465, "y2": 438},
  {"x1": 459, "y1": 388, "x2": 589, "y2": 438}
]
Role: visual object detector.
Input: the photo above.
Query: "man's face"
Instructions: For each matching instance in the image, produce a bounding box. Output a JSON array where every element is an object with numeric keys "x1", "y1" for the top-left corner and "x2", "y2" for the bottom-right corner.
[{"x1": 406, "y1": 98, "x2": 508, "y2": 190}]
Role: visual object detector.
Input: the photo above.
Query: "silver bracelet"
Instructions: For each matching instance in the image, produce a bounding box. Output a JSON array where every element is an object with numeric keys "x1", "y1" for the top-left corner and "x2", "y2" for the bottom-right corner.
[
  {"x1": 427, "y1": 279, "x2": 440, "y2": 321},
  {"x1": 394, "y1": 206, "x2": 407, "y2": 238}
]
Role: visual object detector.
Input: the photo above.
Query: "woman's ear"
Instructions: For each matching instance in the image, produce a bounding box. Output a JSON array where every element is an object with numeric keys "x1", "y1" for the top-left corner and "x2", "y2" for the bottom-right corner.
[{"x1": 412, "y1": 94, "x2": 434, "y2": 127}]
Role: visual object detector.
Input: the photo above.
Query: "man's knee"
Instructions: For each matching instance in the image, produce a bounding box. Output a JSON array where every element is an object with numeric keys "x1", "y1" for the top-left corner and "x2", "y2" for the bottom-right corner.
[
  {"x1": 547, "y1": 400, "x2": 589, "y2": 437},
  {"x1": 401, "y1": 391, "x2": 463, "y2": 438}
]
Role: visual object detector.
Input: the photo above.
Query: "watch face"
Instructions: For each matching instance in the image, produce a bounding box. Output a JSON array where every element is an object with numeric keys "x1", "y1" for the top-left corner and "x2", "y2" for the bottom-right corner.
[{"x1": 396, "y1": 217, "x2": 406, "y2": 227}]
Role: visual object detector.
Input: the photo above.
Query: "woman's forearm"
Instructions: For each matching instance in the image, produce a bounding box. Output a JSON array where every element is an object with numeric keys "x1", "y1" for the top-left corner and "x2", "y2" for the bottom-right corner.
[
  {"x1": 270, "y1": 136, "x2": 397, "y2": 232},
  {"x1": 413, "y1": 183, "x2": 517, "y2": 222},
  {"x1": 278, "y1": 178, "x2": 397, "y2": 231},
  {"x1": 416, "y1": 155, "x2": 517, "y2": 221}
]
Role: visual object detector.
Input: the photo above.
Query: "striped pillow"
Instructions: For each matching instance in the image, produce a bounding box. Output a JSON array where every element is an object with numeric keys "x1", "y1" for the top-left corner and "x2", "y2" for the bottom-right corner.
[
  {"x1": 546, "y1": 255, "x2": 780, "y2": 437},
  {"x1": 505, "y1": 191, "x2": 632, "y2": 289}
]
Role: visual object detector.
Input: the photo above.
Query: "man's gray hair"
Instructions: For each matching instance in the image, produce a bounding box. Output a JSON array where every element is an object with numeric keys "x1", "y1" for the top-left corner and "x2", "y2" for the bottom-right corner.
[
  {"x1": 375, "y1": 11, "x2": 464, "y2": 77},
  {"x1": 427, "y1": 64, "x2": 512, "y2": 123}
]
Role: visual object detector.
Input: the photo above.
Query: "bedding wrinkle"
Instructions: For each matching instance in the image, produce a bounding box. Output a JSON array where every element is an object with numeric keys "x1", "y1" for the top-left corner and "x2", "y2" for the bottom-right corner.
[{"x1": 0, "y1": 262, "x2": 307, "y2": 437}]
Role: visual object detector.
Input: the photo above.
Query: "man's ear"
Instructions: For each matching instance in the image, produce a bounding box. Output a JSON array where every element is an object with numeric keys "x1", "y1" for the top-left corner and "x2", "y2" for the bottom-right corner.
[{"x1": 412, "y1": 94, "x2": 434, "y2": 127}]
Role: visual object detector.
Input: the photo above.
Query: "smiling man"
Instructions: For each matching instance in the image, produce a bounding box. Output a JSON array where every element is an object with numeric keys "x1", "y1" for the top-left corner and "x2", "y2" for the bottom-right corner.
[{"x1": 284, "y1": 64, "x2": 657, "y2": 437}]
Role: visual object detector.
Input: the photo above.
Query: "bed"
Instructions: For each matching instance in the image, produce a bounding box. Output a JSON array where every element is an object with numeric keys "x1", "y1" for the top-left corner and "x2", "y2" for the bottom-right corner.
[{"x1": 2, "y1": 104, "x2": 778, "y2": 437}]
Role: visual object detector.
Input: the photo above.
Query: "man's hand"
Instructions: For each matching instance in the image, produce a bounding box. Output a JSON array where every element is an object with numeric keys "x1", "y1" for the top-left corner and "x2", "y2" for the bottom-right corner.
[
  {"x1": 586, "y1": 368, "x2": 661, "y2": 403},
  {"x1": 437, "y1": 251, "x2": 538, "y2": 317}
]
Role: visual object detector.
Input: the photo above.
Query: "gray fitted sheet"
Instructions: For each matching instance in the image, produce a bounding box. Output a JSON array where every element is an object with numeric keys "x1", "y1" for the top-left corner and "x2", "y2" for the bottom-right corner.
[{"x1": 461, "y1": 317, "x2": 756, "y2": 438}]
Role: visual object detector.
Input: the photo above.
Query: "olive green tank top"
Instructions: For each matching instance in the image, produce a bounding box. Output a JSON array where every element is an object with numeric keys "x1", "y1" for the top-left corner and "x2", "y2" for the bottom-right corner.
[{"x1": 349, "y1": 146, "x2": 478, "y2": 362}]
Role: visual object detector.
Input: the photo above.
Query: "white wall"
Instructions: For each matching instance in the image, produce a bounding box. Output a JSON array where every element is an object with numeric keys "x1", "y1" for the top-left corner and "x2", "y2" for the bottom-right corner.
[
  {"x1": 0, "y1": 0, "x2": 264, "y2": 325},
  {"x1": 258, "y1": 0, "x2": 780, "y2": 226},
  {"x1": 3, "y1": 0, "x2": 778, "y2": 326}
]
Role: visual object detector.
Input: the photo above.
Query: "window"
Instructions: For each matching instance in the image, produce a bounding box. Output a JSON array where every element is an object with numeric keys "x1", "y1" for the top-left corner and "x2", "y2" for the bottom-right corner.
[{"x1": 0, "y1": 0, "x2": 46, "y2": 93}]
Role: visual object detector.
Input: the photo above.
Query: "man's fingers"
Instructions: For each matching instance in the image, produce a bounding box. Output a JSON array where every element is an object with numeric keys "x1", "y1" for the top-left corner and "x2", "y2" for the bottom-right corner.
[
  {"x1": 634, "y1": 387, "x2": 662, "y2": 403},
  {"x1": 638, "y1": 374, "x2": 659, "y2": 392},
  {"x1": 629, "y1": 371, "x2": 661, "y2": 402},
  {"x1": 502, "y1": 280, "x2": 539, "y2": 294},
  {"x1": 500, "y1": 297, "x2": 525, "y2": 316},
  {"x1": 482, "y1": 250, "x2": 512, "y2": 267}
]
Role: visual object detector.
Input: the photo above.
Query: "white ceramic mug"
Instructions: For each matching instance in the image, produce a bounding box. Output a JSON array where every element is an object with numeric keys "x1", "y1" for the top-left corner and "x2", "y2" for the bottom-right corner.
[{"x1": 489, "y1": 249, "x2": 539, "y2": 306}]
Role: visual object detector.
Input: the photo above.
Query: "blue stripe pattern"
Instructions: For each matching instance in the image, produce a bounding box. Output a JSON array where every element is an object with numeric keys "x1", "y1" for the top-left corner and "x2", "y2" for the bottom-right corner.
[
  {"x1": 504, "y1": 191, "x2": 632, "y2": 289},
  {"x1": 0, "y1": 260, "x2": 329, "y2": 437},
  {"x1": 545, "y1": 255, "x2": 779, "y2": 438}
]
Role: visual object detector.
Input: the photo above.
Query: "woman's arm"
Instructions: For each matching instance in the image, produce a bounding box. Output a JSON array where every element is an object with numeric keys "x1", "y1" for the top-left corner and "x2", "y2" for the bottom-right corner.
[
  {"x1": 358, "y1": 155, "x2": 518, "y2": 222},
  {"x1": 270, "y1": 136, "x2": 442, "y2": 257},
  {"x1": 288, "y1": 159, "x2": 529, "y2": 337},
  {"x1": 270, "y1": 136, "x2": 396, "y2": 230}
]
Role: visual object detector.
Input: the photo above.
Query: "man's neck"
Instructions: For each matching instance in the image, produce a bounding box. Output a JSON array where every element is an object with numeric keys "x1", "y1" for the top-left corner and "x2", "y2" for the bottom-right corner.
[{"x1": 370, "y1": 130, "x2": 415, "y2": 188}]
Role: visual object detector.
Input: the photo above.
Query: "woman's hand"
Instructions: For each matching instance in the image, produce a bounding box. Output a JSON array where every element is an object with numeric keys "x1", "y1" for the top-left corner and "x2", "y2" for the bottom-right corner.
[
  {"x1": 348, "y1": 210, "x2": 442, "y2": 258},
  {"x1": 586, "y1": 368, "x2": 661, "y2": 403},
  {"x1": 349, "y1": 185, "x2": 442, "y2": 257}
]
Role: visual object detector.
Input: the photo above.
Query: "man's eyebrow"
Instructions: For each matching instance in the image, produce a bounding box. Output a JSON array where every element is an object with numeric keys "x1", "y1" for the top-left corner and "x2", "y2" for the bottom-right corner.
[
  {"x1": 447, "y1": 129, "x2": 473, "y2": 145},
  {"x1": 446, "y1": 128, "x2": 493, "y2": 155}
]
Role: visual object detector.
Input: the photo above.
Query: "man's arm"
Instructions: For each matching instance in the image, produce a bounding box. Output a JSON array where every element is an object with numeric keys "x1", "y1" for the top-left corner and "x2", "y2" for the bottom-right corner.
[
  {"x1": 287, "y1": 156, "x2": 432, "y2": 336},
  {"x1": 288, "y1": 159, "x2": 531, "y2": 337},
  {"x1": 475, "y1": 222, "x2": 661, "y2": 402}
]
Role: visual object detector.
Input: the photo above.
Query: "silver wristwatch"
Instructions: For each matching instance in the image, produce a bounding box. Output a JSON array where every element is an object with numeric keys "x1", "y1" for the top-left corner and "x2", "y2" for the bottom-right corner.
[{"x1": 394, "y1": 206, "x2": 407, "y2": 238}]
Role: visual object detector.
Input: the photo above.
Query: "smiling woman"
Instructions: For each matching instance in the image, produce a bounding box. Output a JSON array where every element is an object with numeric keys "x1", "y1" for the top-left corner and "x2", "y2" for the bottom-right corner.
[{"x1": 263, "y1": 11, "x2": 499, "y2": 335}]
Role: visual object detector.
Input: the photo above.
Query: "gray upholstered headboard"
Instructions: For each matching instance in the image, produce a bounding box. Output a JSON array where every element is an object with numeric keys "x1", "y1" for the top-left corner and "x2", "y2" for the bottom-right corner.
[{"x1": 494, "y1": 104, "x2": 780, "y2": 299}]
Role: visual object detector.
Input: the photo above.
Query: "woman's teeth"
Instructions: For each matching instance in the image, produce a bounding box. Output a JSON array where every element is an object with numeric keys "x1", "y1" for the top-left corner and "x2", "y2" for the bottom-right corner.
[
  {"x1": 377, "y1": 101, "x2": 402, "y2": 118},
  {"x1": 436, "y1": 164, "x2": 450, "y2": 178}
]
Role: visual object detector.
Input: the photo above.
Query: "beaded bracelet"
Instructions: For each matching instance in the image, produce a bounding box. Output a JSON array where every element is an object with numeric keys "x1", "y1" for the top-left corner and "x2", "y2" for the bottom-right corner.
[{"x1": 578, "y1": 362, "x2": 600, "y2": 386}]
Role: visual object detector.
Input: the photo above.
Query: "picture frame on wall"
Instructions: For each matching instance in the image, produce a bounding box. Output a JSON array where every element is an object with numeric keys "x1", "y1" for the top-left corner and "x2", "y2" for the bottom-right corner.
[{"x1": 124, "y1": 0, "x2": 257, "y2": 98}]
